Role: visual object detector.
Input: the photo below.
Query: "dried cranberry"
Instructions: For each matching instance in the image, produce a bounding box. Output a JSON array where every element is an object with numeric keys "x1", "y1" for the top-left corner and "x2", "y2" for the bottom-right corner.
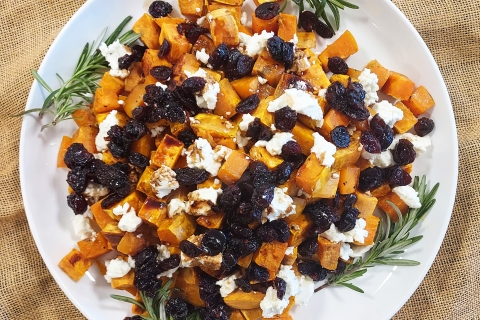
[
  {"x1": 229, "y1": 223, "x2": 254, "y2": 239},
  {"x1": 330, "y1": 126, "x2": 350, "y2": 148},
  {"x1": 185, "y1": 26, "x2": 210, "y2": 44},
  {"x1": 173, "y1": 87, "x2": 199, "y2": 115},
  {"x1": 181, "y1": 77, "x2": 206, "y2": 93},
  {"x1": 174, "y1": 168, "x2": 210, "y2": 185},
  {"x1": 201, "y1": 230, "x2": 226, "y2": 256},
  {"x1": 348, "y1": 81, "x2": 366, "y2": 100},
  {"x1": 274, "y1": 277, "x2": 287, "y2": 300},
  {"x1": 235, "y1": 277, "x2": 252, "y2": 293},
  {"x1": 298, "y1": 237, "x2": 319, "y2": 257},
  {"x1": 303, "y1": 201, "x2": 339, "y2": 231},
  {"x1": 131, "y1": 45, "x2": 146, "y2": 62},
  {"x1": 281, "y1": 140, "x2": 304, "y2": 162},
  {"x1": 256, "y1": 224, "x2": 278, "y2": 242},
  {"x1": 165, "y1": 297, "x2": 190, "y2": 320},
  {"x1": 358, "y1": 167, "x2": 384, "y2": 192},
  {"x1": 180, "y1": 240, "x2": 203, "y2": 258},
  {"x1": 236, "y1": 55, "x2": 255, "y2": 78},
  {"x1": 344, "y1": 83, "x2": 369, "y2": 120},
  {"x1": 298, "y1": 260, "x2": 327, "y2": 281},
  {"x1": 233, "y1": 202, "x2": 257, "y2": 224},
  {"x1": 326, "y1": 82, "x2": 347, "y2": 112},
  {"x1": 246, "y1": 118, "x2": 273, "y2": 142},
  {"x1": 328, "y1": 57, "x2": 349, "y2": 75},
  {"x1": 275, "y1": 161, "x2": 293, "y2": 184},
  {"x1": 384, "y1": 165, "x2": 412, "y2": 186},
  {"x1": 222, "y1": 250, "x2": 238, "y2": 271},
  {"x1": 236, "y1": 94, "x2": 260, "y2": 113},
  {"x1": 177, "y1": 130, "x2": 196, "y2": 147},
  {"x1": 343, "y1": 193, "x2": 357, "y2": 208},
  {"x1": 255, "y1": 2, "x2": 280, "y2": 20},
  {"x1": 91, "y1": 159, "x2": 130, "y2": 196},
  {"x1": 335, "y1": 207, "x2": 360, "y2": 232},
  {"x1": 132, "y1": 106, "x2": 148, "y2": 121},
  {"x1": 266, "y1": 36, "x2": 284, "y2": 62},
  {"x1": 274, "y1": 106, "x2": 297, "y2": 132},
  {"x1": 165, "y1": 101, "x2": 187, "y2": 124},
  {"x1": 392, "y1": 139, "x2": 416, "y2": 165},
  {"x1": 125, "y1": 119, "x2": 147, "y2": 141},
  {"x1": 159, "y1": 254, "x2": 180, "y2": 271},
  {"x1": 208, "y1": 43, "x2": 230, "y2": 70},
  {"x1": 218, "y1": 185, "x2": 242, "y2": 210},
  {"x1": 203, "y1": 304, "x2": 231, "y2": 320},
  {"x1": 299, "y1": 11, "x2": 319, "y2": 32},
  {"x1": 335, "y1": 260, "x2": 347, "y2": 274},
  {"x1": 150, "y1": 66, "x2": 172, "y2": 81},
  {"x1": 66, "y1": 167, "x2": 89, "y2": 193},
  {"x1": 361, "y1": 131, "x2": 382, "y2": 154},
  {"x1": 282, "y1": 42, "x2": 295, "y2": 69},
  {"x1": 287, "y1": 77, "x2": 314, "y2": 91},
  {"x1": 269, "y1": 219, "x2": 290, "y2": 243},
  {"x1": 64, "y1": 143, "x2": 94, "y2": 169},
  {"x1": 370, "y1": 114, "x2": 394, "y2": 150},
  {"x1": 148, "y1": 0, "x2": 172, "y2": 18},
  {"x1": 246, "y1": 262, "x2": 270, "y2": 282},
  {"x1": 101, "y1": 193, "x2": 124, "y2": 209},
  {"x1": 224, "y1": 49, "x2": 242, "y2": 79},
  {"x1": 67, "y1": 193, "x2": 88, "y2": 215},
  {"x1": 127, "y1": 152, "x2": 149, "y2": 168},
  {"x1": 118, "y1": 54, "x2": 134, "y2": 70},
  {"x1": 252, "y1": 184, "x2": 275, "y2": 210},
  {"x1": 158, "y1": 39, "x2": 171, "y2": 57},
  {"x1": 315, "y1": 19, "x2": 334, "y2": 39},
  {"x1": 414, "y1": 117, "x2": 435, "y2": 137},
  {"x1": 239, "y1": 238, "x2": 260, "y2": 257}
]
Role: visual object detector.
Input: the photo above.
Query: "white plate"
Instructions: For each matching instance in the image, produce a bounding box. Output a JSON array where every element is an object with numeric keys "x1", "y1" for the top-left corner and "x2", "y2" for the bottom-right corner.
[{"x1": 19, "y1": 0, "x2": 458, "y2": 319}]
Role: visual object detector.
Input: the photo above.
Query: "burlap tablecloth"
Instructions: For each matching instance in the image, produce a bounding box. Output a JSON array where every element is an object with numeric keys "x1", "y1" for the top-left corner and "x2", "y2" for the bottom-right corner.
[{"x1": 0, "y1": 0, "x2": 477, "y2": 319}]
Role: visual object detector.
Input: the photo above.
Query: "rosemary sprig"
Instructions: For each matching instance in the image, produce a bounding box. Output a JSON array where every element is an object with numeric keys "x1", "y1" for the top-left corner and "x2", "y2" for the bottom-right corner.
[
  {"x1": 316, "y1": 175, "x2": 439, "y2": 293},
  {"x1": 16, "y1": 16, "x2": 140, "y2": 131},
  {"x1": 291, "y1": 0, "x2": 359, "y2": 31}
]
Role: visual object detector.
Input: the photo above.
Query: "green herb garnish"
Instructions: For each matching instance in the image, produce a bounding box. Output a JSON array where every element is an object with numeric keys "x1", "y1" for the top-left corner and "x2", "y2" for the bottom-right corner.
[
  {"x1": 316, "y1": 175, "x2": 439, "y2": 293},
  {"x1": 15, "y1": 16, "x2": 140, "y2": 131},
  {"x1": 291, "y1": 0, "x2": 359, "y2": 31}
]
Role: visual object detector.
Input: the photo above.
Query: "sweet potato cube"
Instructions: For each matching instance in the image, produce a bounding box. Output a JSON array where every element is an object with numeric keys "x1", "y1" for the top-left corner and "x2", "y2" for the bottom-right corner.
[
  {"x1": 296, "y1": 154, "x2": 331, "y2": 196},
  {"x1": 319, "y1": 108, "x2": 350, "y2": 137},
  {"x1": 392, "y1": 101, "x2": 418, "y2": 134},
  {"x1": 98, "y1": 72, "x2": 125, "y2": 93},
  {"x1": 207, "y1": 3, "x2": 242, "y2": 23},
  {"x1": 231, "y1": 76, "x2": 260, "y2": 99},
  {"x1": 176, "y1": 267, "x2": 205, "y2": 307},
  {"x1": 72, "y1": 108, "x2": 97, "y2": 128},
  {"x1": 93, "y1": 88, "x2": 121, "y2": 114},
  {"x1": 111, "y1": 270, "x2": 135, "y2": 290},
  {"x1": 402, "y1": 85, "x2": 435, "y2": 116},
  {"x1": 131, "y1": 133, "x2": 156, "y2": 157},
  {"x1": 58, "y1": 248, "x2": 92, "y2": 281},
  {"x1": 151, "y1": 134, "x2": 184, "y2": 168},
  {"x1": 403, "y1": 163, "x2": 413, "y2": 174},
  {"x1": 319, "y1": 30, "x2": 358, "y2": 72},
  {"x1": 278, "y1": 169, "x2": 299, "y2": 197},
  {"x1": 190, "y1": 114, "x2": 237, "y2": 148},
  {"x1": 252, "y1": 13, "x2": 279, "y2": 34},
  {"x1": 347, "y1": 68, "x2": 363, "y2": 79},
  {"x1": 283, "y1": 197, "x2": 307, "y2": 224},
  {"x1": 330, "y1": 74, "x2": 358, "y2": 87},
  {"x1": 101, "y1": 222, "x2": 125, "y2": 248},
  {"x1": 154, "y1": 17, "x2": 186, "y2": 28},
  {"x1": 317, "y1": 237, "x2": 341, "y2": 270},
  {"x1": 124, "y1": 62, "x2": 145, "y2": 92},
  {"x1": 224, "y1": 290, "x2": 266, "y2": 309},
  {"x1": 297, "y1": 31, "x2": 316, "y2": 49},
  {"x1": 249, "y1": 146, "x2": 283, "y2": 170},
  {"x1": 132, "y1": 13, "x2": 161, "y2": 49},
  {"x1": 301, "y1": 63, "x2": 331, "y2": 92},
  {"x1": 197, "y1": 212, "x2": 225, "y2": 229},
  {"x1": 157, "y1": 213, "x2": 196, "y2": 246},
  {"x1": 253, "y1": 241, "x2": 288, "y2": 276},
  {"x1": 230, "y1": 310, "x2": 245, "y2": 320},
  {"x1": 382, "y1": 71, "x2": 416, "y2": 101},
  {"x1": 252, "y1": 50, "x2": 285, "y2": 87},
  {"x1": 378, "y1": 192, "x2": 409, "y2": 222},
  {"x1": 355, "y1": 214, "x2": 380, "y2": 246},
  {"x1": 71, "y1": 126, "x2": 99, "y2": 154},
  {"x1": 142, "y1": 49, "x2": 173, "y2": 76},
  {"x1": 137, "y1": 197, "x2": 167, "y2": 227},
  {"x1": 179, "y1": 0, "x2": 204, "y2": 16},
  {"x1": 287, "y1": 215, "x2": 312, "y2": 247},
  {"x1": 159, "y1": 24, "x2": 193, "y2": 63},
  {"x1": 214, "y1": 78, "x2": 241, "y2": 119},
  {"x1": 282, "y1": 246, "x2": 297, "y2": 265},
  {"x1": 274, "y1": 73, "x2": 298, "y2": 98},
  {"x1": 123, "y1": 83, "x2": 147, "y2": 118},
  {"x1": 332, "y1": 132, "x2": 362, "y2": 170},
  {"x1": 354, "y1": 191, "x2": 378, "y2": 219},
  {"x1": 251, "y1": 96, "x2": 274, "y2": 127},
  {"x1": 209, "y1": 9, "x2": 240, "y2": 46},
  {"x1": 117, "y1": 232, "x2": 148, "y2": 256},
  {"x1": 237, "y1": 253, "x2": 253, "y2": 268},
  {"x1": 316, "y1": 175, "x2": 340, "y2": 199},
  {"x1": 241, "y1": 309, "x2": 263, "y2": 320},
  {"x1": 371, "y1": 183, "x2": 391, "y2": 198},
  {"x1": 218, "y1": 150, "x2": 250, "y2": 184},
  {"x1": 291, "y1": 122, "x2": 316, "y2": 155},
  {"x1": 197, "y1": 178, "x2": 222, "y2": 190},
  {"x1": 213, "y1": 0, "x2": 244, "y2": 5},
  {"x1": 365, "y1": 60, "x2": 390, "y2": 89},
  {"x1": 258, "y1": 83, "x2": 275, "y2": 99},
  {"x1": 57, "y1": 135, "x2": 72, "y2": 168},
  {"x1": 77, "y1": 233, "x2": 111, "y2": 260},
  {"x1": 339, "y1": 166, "x2": 360, "y2": 194},
  {"x1": 172, "y1": 53, "x2": 201, "y2": 86},
  {"x1": 136, "y1": 166, "x2": 156, "y2": 198},
  {"x1": 277, "y1": 13, "x2": 297, "y2": 42},
  {"x1": 90, "y1": 201, "x2": 116, "y2": 229}
]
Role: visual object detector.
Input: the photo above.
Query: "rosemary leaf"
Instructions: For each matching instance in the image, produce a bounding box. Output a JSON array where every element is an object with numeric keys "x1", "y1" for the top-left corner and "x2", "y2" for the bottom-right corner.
[
  {"x1": 374, "y1": 258, "x2": 421, "y2": 266},
  {"x1": 338, "y1": 282, "x2": 365, "y2": 293},
  {"x1": 110, "y1": 294, "x2": 145, "y2": 310}
]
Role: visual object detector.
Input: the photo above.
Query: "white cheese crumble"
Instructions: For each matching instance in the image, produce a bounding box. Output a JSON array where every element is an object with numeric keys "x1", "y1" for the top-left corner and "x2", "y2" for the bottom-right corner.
[
  {"x1": 340, "y1": 242, "x2": 353, "y2": 261},
  {"x1": 104, "y1": 258, "x2": 131, "y2": 283},
  {"x1": 285, "y1": 246, "x2": 295, "y2": 255},
  {"x1": 321, "y1": 223, "x2": 346, "y2": 243},
  {"x1": 118, "y1": 208, "x2": 142, "y2": 233},
  {"x1": 318, "y1": 88, "x2": 327, "y2": 98},
  {"x1": 392, "y1": 185, "x2": 422, "y2": 208},
  {"x1": 155, "y1": 82, "x2": 168, "y2": 90},
  {"x1": 187, "y1": 187, "x2": 223, "y2": 216},
  {"x1": 113, "y1": 202, "x2": 130, "y2": 216},
  {"x1": 358, "y1": 68, "x2": 379, "y2": 106},
  {"x1": 260, "y1": 287, "x2": 290, "y2": 318},
  {"x1": 258, "y1": 76, "x2": 268, "y2": 84},
  {"x1": 343, "y1": 218, "x2": 369, "y2": 244},
  {"x1": 93, "y1": 153, "x2": 103, "y2": 160},
  {"x1": 238, "y1": 30, "x2": 275, "y2": 57},
  {"x1": 95, "y1": 110, "x2": 119, "y2": 152},
  {"x1": 361, "y1": 149, "x2": 393, "y2": 168},
  {"x1": 195, "y1": 7, "x2": 201, "y2": 12},
  {"x1": 168, "y1": 199, "x2": 187, "y2": 218},
  {"x1": 196, "y1": 16, "x2": 206, "y2": 25},
  {"x1": 264, "y1": 187, "x2": 296, "y2": 221},
  {"x1": 350, "y1": 244, "x2": 374, "y2": 258},
  {"x1": 150, "y1": 165, "x2": 180, "y2": 198},
  {"x1": 197, "y1": 82, "x2": 220, "y2": 110},
  {"x1": 83, "y1": 182, "x2": 109, "y2": 203},
  {"x1": 216, "y1": 273, "x2": 239, "y2": 297},
  {"x1": 150, "y1": 125, "x2": 166, "y2": 137},
  {"x1": 72, "y1": 208, "x2": 96, "y2": 240},
  {"x1": 255, "y1": 132, "x2": 295, "y2": 156},
  {"x1": 239, "y1": 113, "x2": 256, "y2": 131},
  {"x1": 267, "y1": 88, "x2": 323, "y2": 126},
  {"x1": 99, "y1": 40, "x2": 131, "y2": 78},
  {"x1": 294, "y1": 275, "x2": 314, "y2": 306},
  {"x1": 311, "y1": 132, "x2": 337, "y2": 167},
  {"x1": 195, "y1": 48, "x2": 210, "y2": 64},
  {"x1": 158, "y1": 266, "x2": 179, "y2": 278},
  {"x1": 235, "y1": 131, "x2": 251, "y2": 148},
  {"x1": 372, "y1": 100, "x2": 404, "y2": 127},
  {"x1": 186, "y1": 138, "x2": 232, "y2": 176},
  {"x1": 157, "y1": 244, "x2": 171, "y2": 261},
  {"x1": 393, "y1": 133, "x2": 432, "y2": 154},
  {"x1": 240, "y1": 11, "x2": 248, "y2": 25}
]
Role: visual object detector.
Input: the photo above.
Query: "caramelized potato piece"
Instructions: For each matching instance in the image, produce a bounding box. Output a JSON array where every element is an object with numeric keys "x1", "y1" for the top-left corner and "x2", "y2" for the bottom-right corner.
[
  {"x1": 132, "y1": 13, "x2": 161, "y2": 49},
  {"x1": 317, "y1": 237, "x2": 341, "y2": 270},
  {"x1": 58, "y1": 249, "x2": 92, "y2": 281},
  {"x1": 209, "y1": 9, "x2": 240, "y2": 46},
  {"x1": 378, "y1": 192, "x2": 409, "y2": 222},
  {"x1": 151, "y1": 134, "x2": 185, "y2": 169},
  {"x1": 214, "y1": 78, "x2": 242, "y2": 119},
  {"x1": 159, "y1": 24, "x2": 193, "y2": 63},
  {"x1": 224, "y1": 290, "x2": 266, "y2": 309},
  {"x1": 354, "y1": 191, "x2": 378, "y2": 219},
  {"x1": 157, "y1": 213, "x2": 196, "y2": 246},
  {"x1": 318, "y1": 30, "x2": 359, "y2": 72},
  {"x1": 57, "y1": 135, "x2": 72, "y2": 168},
  {"x1": 402, "y1": 85, "x2": 435, "y2": 116},
  {"x1": 179, "y1": 0, "x2": 204, "y2": 16},
  {"x1": 381, "y1": 71, "x2": 416, "y2": 101},
  {"x1": 137, "y1": 197, "x2": 168, "y2": 227},
  {"x1": 277, "y1": 13, "x2": 297, "y2": 42},
  {"x1": 364, "y1": 59, "x2": 390, "y2": 89},
  {"x1": 117, "y1": 232, "x2": 148, "y2": 256},
  {"x1": 77, "y1": 233, "x2": 111, "y2": 260},
  {"x1": 296, "y1": 154, "x2": 331, "y2": 196},
  {"x1": 218, "y1": 150, "x2": 250, "y2": 184}
]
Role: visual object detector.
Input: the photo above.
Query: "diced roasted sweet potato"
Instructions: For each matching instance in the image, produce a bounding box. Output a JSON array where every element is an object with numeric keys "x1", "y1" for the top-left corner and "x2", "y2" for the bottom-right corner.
[
  {"x1": 381, "y1": 71, "x2": 416, "y2": 101},
  {"x1": 132, "y1": 13, "x2": 161, "y2": 49},
  {"x1": 332, "y1": 132, "x2": 362, "y2": 170},
  {"x1": 151, "y1": 134, "x2": 184, "y2": 168},
  {"x1": 253, "y1": 241, "x2": 288, "y2": 278},
  {"x1": 317, "y1": 237, "x2": 341, "y2": 270},
  {"x1": 257, "y1": 83, "x2": 276, "y2": 99},
  {"x1": 172, "y1": 53, "x2": 202, "y2": 85},
  {"x1": 364, "y1": 60, "x2": 390, "y2": 89},
  {"x1": 282, "y1": 246, "x2": 297, "y2": 265},
  {"x1": 231, "y1": 76, "x2": 260, "y2": 99},
  {"x1": 93, "y1": 88, "x2": 121, "y2": 114},
  {"x1": 190, "y1": 113, "x2": 237, "y2": 148},
  {"x1": 154, "y1": 17, "x2": 186, "y2": 28},
  {"x1": 318, "y1": 30, "x2": 358, "y2": 72},
  {"x1": 90, "y1": 201, "x2": 116, "y2": 229},
  {"x1": 277, "y1": 13, "x2": 296, "y2": 42},
  {"x1": 283, "y1": 197, "x2": 307, "y2": 224},
  {"x1": 371, "y1": 183, "x2": 391, "y2": 198},
  {"x1": 98, "y1": 72, "x2": 125, "y2": 93},
  {"x1": 101, "y1": 222, "x2": 125, "y2": 248},
  {"x1": 208, "y1": 3, "x2": 242, "y2": 24},
  {"x1": 159, "y1": 24, "x2": 193, "y2": 63},
  {"x1": 176, "y1": 267, "x2": 205, "y2": 306},
  {"x1": 237, "y1": 253, "x2": 253, "y2": 268},
  {"x1": 252, "y1": 50, "x2": 285, "y2": 87},
  {"x1": 111, "y1": 270, "x2": 135, "y2": 290},
  {"x1": 72, "y1": 107, "x2": 97, "y2": 128},
  {"x1": 330, "y1": 74, "x2": 358, "y2": 87},
  {"x1": 157, "y1": 213, "x2": 196, "y2": 246},
  {"x1": 403, "y1": 163, "x2": 413, "y2": 174},
  {"x1": 296, "y1": 154, "x2": 331, "y2": 196},
  {"x1": 301, "y1": 63, "x2": 330, "y2": 92},
  {"x1": 77, "y1": 233, "x2": 111, "y2": 260},
  {"x1": 354, "y1": 214, "x2": 380, "y2": 246},
  {"x1": 251, "y1": 96, "x2": 274, "y2": 126},
  {"x1": 287, "y1": 215, "x2": 312, "y2": 247},
  {"x1": 230, "y1": 310, "x2": 245, "y2": 320},
  {"x1": 57, "y1": 135, "x2": 72, "y2": 168},
  {"x1": 241, "y1": 309, "x2": 263, "y2": 320},
  {"x1": 131, "y1": 133, "x2": 156, "y2": 157},
  {"x1": 347, "y1": 68, "x2": 362, "y2": 79},
  {"x1": 123, "y1": 83, "x2": 147, "y2": 118},
  {"x1": 273, "y1": 73, "x2": 297, "y2": 98},
  {"x1": 291, "y1": 122, "x2": 316, "y2": 155},
  {"x1": 378, "y1": 192, "x2": 409, "y2": 222},
  {"x1": 339, "y1": 166, "x2": 360, "y2": 194},
  {"x1": 402, "y1": 85, "x2": 435, "y2": 116},
  {"x1": 252, "y1": 13, "x2": 279, "y2": 34},
  {"x1": 137, "y1": 197, "x2": 168, "y2": 227},
  {"x1": 124, "y1": 62, "x2": 145, "y2": 92},
  {"x1": 316, "y1": 175, "x2": 340, "y2": 199},
  {"x1": 319, "y1": 108, "x2": 350, "y2": 137},
  {"x1": 142, "y1": 49, "x2": 173, "y2": 76},
  {"x1": 179, "y1": 0, "x2": 204, "y2": 16},
  {"x1": 71, "y1": 126, "x2": 99, "y2": 154},
  {"x1": 393, "y1": 101, "x2": 418, "y2": 134},
  {"x1": 249, "y1": 146, "x2": 283, "y2": 169},
  {"x1": 136, "y1": 166, "x2": 157, "y2": 198},
  {"x1": 213, "y1": 0, "x2": 244, "y2": 5},
  {"x1": 58, "y1": 248, "x2": 92, "y2": 281},
  {"x1": 354, "y1": 191, "x2": 378, "y2": 219},
  {"x1": 214, "y1": 78, "x2": 241, "y2": 119},
  {"x1": 192, "y1": 34, "x2": 216, "y2": 56},
  {"x1": 224, "y1": 290, "x2": 266, "y2": 309},
  {"x1": 209, "y1": 9, "x2": 240, "y2": 46},
  {"x1": 218, "y1": 150, "x2": 250, "y2": 184},
  {"x1": 296, "y1": 31, "x2": 316, "y2": 49},
  {"x1": 117, "y1": 232, "x2": 148, "y2": 256},
  {"x1": 197, "y1": 212, "x2": 225, "y2": 229},
  {"x1": 278, "y1": 169, "x2": 299, "y2": 197}
]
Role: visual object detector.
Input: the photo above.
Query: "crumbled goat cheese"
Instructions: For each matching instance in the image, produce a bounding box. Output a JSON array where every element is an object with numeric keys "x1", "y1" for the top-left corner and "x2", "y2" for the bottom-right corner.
[
  {"x1": 93, "y1": 153, "x2": 103, "y2": 160},
  {"x1": 264, "y1": 187, "x2": 296, "y2": 221},
  {"x1": 277, "y1": 265, "x2": 300, "y2": 298},
  {"x1": 350, "y1": 244, "x2": 374, "y2": 258},
  {"x1": 393, "y1": 133, "x2": 432, "y2": 154},
  {"x1": 186, "y1": 138, "x2": 232, "y2": 176},
  {"x1": 216, "y1": 273, "x2": 239, "y2": 297},
  {"x1": 321, "y1": 223, "x2": 346, "y2": 243},
  {"x1": 118, "y1": 100, "x2": 124, "y2": 105},
  {"x1": 392, "y1": 185, "x2": 422, "y2": 208},
  {"x1": 104, "y1": 258, "x2": 131, "y2": 283},
  {"x1": 235, "y1": 131, "x2": 251, "y2": 148},
  {"x1": 196, "y1": 7, "x2": 201, "y2": 12},
  {"x1": 118, "y1": 208, "x2": 142, "y2": 232},
  {"x1": 187, "y1": 187, "x2": 223, "y2": 216},
  {"x1": 294, "y1": 275, "x2": 314, "y2": 306},
  {"x1": 72, "y1": 209, "x2": 96, "y2": 240},
  {"x1": 318, "y1": 88, "x2": 327, "y2": 98},
  {"x1": 150, "y1": 165, "x2": 180, "y2": 198},
  {"x1": 197, "y1": 16, "x2": 206, "y2": 25},
  {"x1": 196, "y1": 81, "x2": 220, "y2": 110},
  {"x1": 99, "y1": 40, "x2": 131, "y2": 78},
  {"x1": 372, "y1": 100, "x2": 404, "y2": 127},
  {"x1": 343, "y1": 218, "x2": 369, "y2": 244},
  {"x1": 340, "y1": 242, "x2": 354, "y2": 261},
  {"x1": 260, "y1": 287, "x2": 290, "y2": 318},
  {"x1": 358, "y1": 68, "x2": 379, "y2": 106},
  {"x1": 311, "y1": 132, "x2": 337, "y2": 167},
  {"x1": 83, "y1": 182, "x2": 109, "y2": 203},
  {"x1": 150, "y1": 125, "x2": 166, "y2": 137},
  {"x1": 168, "y1": 199, "x2": 187, "y2": 218},
  {"x1": 285, "y1": 246, "x2": 295, "y2": 255},
  {"x1": 361, "y1": 149, "x2": 394, "y2": 168},
  {"x1": 180, "y1": 235, "x2": 223, "y2": 269},
  {"x1": 239, "y1": 113, "x2": 256, "y2": 131},
  {"x1": 157, "y1": 244, "x2": 171, "y2": 261},
  {"x1": 155, "y1": 82, "x2": 168, "y2": 90},
  {"x1": 225, "y1": 121, "x2": 234, "y2": 129},
  {"x1": 128, "y1": 256, "x2": 136, "y2": 268},
  {"x1": 270, "y1": 124, "x2": 277, "y2": 131},
  {"x1": 289, "y1": 51, "x2": 311, "y2": 73},
  {"x1": 113, "y1": 202, "x2": 130, "y2": 216},
  {"x1": 184, "y1": 68, "x2": 207, "y2": 78},
  {"x1": 158, "y1": 266, "x2": 179, "y2": 278},
  {"x1": 255, "y1": 132, "x2": 295, "y2": 156},
  {"x1": 238, "y1": 30, "x2": 275, "y2": 57},
  {"x1": 189, "y1": 116, "x2": 200, "y2": 124},
  {"x1": 240, "y1": 11, "x2": 248, "y2": 25},
  {"x1": 258, "y1": 76, "x2": 268, "y2": 84},
  {"x1": 95, "y1": 110, "x2": 119, "y2": 152},
  {"x1": 267, "y1": 88, "x2": 323, "y2": 125},
  {"x1": 195, "y1": 48, "x2": 210, "y2": 64}
]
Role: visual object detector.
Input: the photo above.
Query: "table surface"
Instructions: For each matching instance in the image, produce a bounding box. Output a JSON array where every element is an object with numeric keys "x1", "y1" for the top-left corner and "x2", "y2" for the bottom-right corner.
[{"x1": 0, "y1": 0, "x2": 478, "y2": 319}]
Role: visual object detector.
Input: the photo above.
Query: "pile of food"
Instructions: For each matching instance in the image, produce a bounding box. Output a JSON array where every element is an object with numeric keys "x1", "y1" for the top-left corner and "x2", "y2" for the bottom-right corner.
[{"x1": 54, "y1": 0, "x2": 437, "y2": 319}]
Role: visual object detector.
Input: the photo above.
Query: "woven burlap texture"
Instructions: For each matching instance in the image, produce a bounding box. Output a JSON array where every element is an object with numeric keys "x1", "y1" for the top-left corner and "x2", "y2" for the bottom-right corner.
[{"x1": 0, "y1": 0, "x2": 478, "y2": 319}]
